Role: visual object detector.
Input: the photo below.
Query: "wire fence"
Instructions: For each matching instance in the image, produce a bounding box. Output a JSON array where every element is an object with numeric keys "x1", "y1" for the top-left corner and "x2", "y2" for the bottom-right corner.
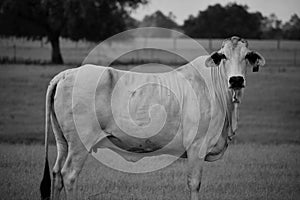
[{"x1": 0, "y1": 37, "x2": 299, "y2": 66}]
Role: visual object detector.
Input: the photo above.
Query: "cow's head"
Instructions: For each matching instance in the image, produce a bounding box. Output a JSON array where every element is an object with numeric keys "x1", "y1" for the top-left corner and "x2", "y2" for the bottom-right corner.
[{"x1": 205, "y1": 36, "x2": 265, "y2": 103}]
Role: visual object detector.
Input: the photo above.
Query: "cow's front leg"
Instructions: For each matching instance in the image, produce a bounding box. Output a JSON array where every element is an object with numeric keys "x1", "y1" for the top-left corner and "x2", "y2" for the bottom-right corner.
[{"x1": 187, "y1": 143, "x2": 204, "y2": 200}]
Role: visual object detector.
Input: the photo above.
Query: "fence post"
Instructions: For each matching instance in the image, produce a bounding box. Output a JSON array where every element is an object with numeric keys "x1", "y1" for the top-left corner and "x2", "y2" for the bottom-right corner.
[
  {"x1": 294, "y1": 49, "x2": 297, "y2": 66},
  {"x1": 277, "y1": 39, "x2": 280, "y2": 50},
  {"x1": 13, "y1": 44, "x2": 16, "y2": 62}
]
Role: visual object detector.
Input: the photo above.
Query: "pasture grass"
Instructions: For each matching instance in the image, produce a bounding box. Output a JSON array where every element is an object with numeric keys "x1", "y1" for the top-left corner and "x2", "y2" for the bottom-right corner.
[
  {"x1": 0, "y1": 64, "x2": 299, "y2": 144},
  {"x1": 0, "y1": 143, "x2": 299, "y2": 200}
]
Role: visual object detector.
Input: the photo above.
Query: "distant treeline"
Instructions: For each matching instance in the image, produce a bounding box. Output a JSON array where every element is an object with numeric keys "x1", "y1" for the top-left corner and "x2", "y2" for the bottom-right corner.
[
  {"x1": 139, "y1": 3, "x2": 300, "y2": 40},
  {"x1": 0, "y1": 0, "x2": 299, "y2": 64}
]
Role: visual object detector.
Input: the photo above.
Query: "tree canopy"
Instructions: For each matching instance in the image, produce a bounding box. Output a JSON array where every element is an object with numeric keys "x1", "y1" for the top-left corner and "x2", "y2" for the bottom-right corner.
[
  {"x1": 182, "y1": 3, "x2": 300, "y2": 40},
  {"x1": 282, "y1": 14, "x2": 300, "y2": 40},
  {"x1": 182, "y1": 3, "x2": 263, "y2": 38},
  {"x1": 138, "y1": 10, "x2": 180, "y2": 37},
  {"x1": 0, "y1": 0, "x2": 148, "y2": 64},
  {"x1": 140, "y1": 11, "x2": 178, "y2": 29}
]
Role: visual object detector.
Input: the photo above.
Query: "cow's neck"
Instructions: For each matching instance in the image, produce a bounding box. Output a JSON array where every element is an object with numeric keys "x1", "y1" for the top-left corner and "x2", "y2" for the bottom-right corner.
[{"x1": 210, "y1": 64, "x2": 237, "y2": 136}]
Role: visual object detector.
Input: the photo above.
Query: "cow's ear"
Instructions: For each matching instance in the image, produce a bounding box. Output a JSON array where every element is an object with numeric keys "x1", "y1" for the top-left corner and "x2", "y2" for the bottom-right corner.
[
  {"x1": 245, "y1": 51, "x2": 265, "y2": 72},
  {"x1": 205, "y1": 52, "x2": 226, "y2": 67}
]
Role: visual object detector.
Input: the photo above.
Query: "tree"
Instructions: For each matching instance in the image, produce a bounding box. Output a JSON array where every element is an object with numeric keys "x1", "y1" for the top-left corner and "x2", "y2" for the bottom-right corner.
[
  {"x1": 261, "y1": 13, "x2": 283, "y2": 39},
  {"x1": 282, "y1": 14, "x2": 300, "y2": 40},
  {"x1": 139, "y1": 10, "x2": 179, "y2": 37},
  {"x1": 140, "y1": 10, "x2": 179, "y2": 29},
  {"x1": 0, "y1": 0, "x2": 147, "y2": 64},
  {"x1": 182, "y1": 3, "x2": 263, "y2": 38}
]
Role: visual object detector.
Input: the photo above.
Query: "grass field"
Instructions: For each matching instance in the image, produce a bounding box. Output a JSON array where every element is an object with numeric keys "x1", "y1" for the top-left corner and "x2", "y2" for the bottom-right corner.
[
  {"x1": 0, "y1": 63, "x2": 300, "y2": 199},
  {"x1": 0, "y1": 144, "x2": 299, "y2": 200}
]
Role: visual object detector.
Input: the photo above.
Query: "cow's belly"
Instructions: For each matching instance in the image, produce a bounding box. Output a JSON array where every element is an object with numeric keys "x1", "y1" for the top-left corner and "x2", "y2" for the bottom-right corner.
[{"x1": 94, "y1": 74, "x2": 185, "y2": 155}]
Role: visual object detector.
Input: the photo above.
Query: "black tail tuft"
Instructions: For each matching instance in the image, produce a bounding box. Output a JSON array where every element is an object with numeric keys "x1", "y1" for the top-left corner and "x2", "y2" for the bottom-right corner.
[{"x1": 40, "y1": 157, "x2": 51, "y2": 200}]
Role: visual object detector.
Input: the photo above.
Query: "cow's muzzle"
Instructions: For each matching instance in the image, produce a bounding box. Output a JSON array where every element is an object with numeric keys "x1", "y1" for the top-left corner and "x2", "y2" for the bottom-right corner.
[{"x1": 229, "y1": 76, "x2": 245, "y2": 90}]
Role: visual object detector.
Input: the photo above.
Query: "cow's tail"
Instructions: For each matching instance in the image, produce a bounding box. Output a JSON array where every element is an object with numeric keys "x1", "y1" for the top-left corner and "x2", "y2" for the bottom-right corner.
[{"x1": 40, "y1": 76, "x2": 60, "y2": 200}]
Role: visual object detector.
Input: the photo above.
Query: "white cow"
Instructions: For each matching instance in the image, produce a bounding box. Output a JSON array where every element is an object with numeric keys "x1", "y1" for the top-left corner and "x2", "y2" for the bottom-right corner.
[{"x1": 40, "y1": 36, "x2": 265, "y2": 200}]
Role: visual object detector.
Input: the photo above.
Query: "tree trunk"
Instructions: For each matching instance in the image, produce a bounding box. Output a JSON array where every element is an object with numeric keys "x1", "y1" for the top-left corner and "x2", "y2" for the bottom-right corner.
[{"x1": 49, "y1": 35, "x2": 63, "y2": 64}]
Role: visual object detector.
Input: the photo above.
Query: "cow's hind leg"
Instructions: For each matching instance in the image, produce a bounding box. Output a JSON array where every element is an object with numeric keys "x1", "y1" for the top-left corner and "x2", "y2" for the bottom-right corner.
[
  {"x1": 51, "y1": 115, "x2": 68, "y2": 200},
  {"x1": 61, "y1": 139, "x2": 88, "y2": 200},
  {"x1": 52, "y1": 145, "x2": 67, "y2": 200},
  {"x1": 187, "y1": 143, "x2": 204, "y2": 200}
]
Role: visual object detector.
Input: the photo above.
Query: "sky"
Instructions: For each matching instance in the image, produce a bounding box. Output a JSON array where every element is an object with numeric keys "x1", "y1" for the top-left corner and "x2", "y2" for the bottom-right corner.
[{"x1": 131, "y1": 0, "x2": 300, "y2": 25}]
